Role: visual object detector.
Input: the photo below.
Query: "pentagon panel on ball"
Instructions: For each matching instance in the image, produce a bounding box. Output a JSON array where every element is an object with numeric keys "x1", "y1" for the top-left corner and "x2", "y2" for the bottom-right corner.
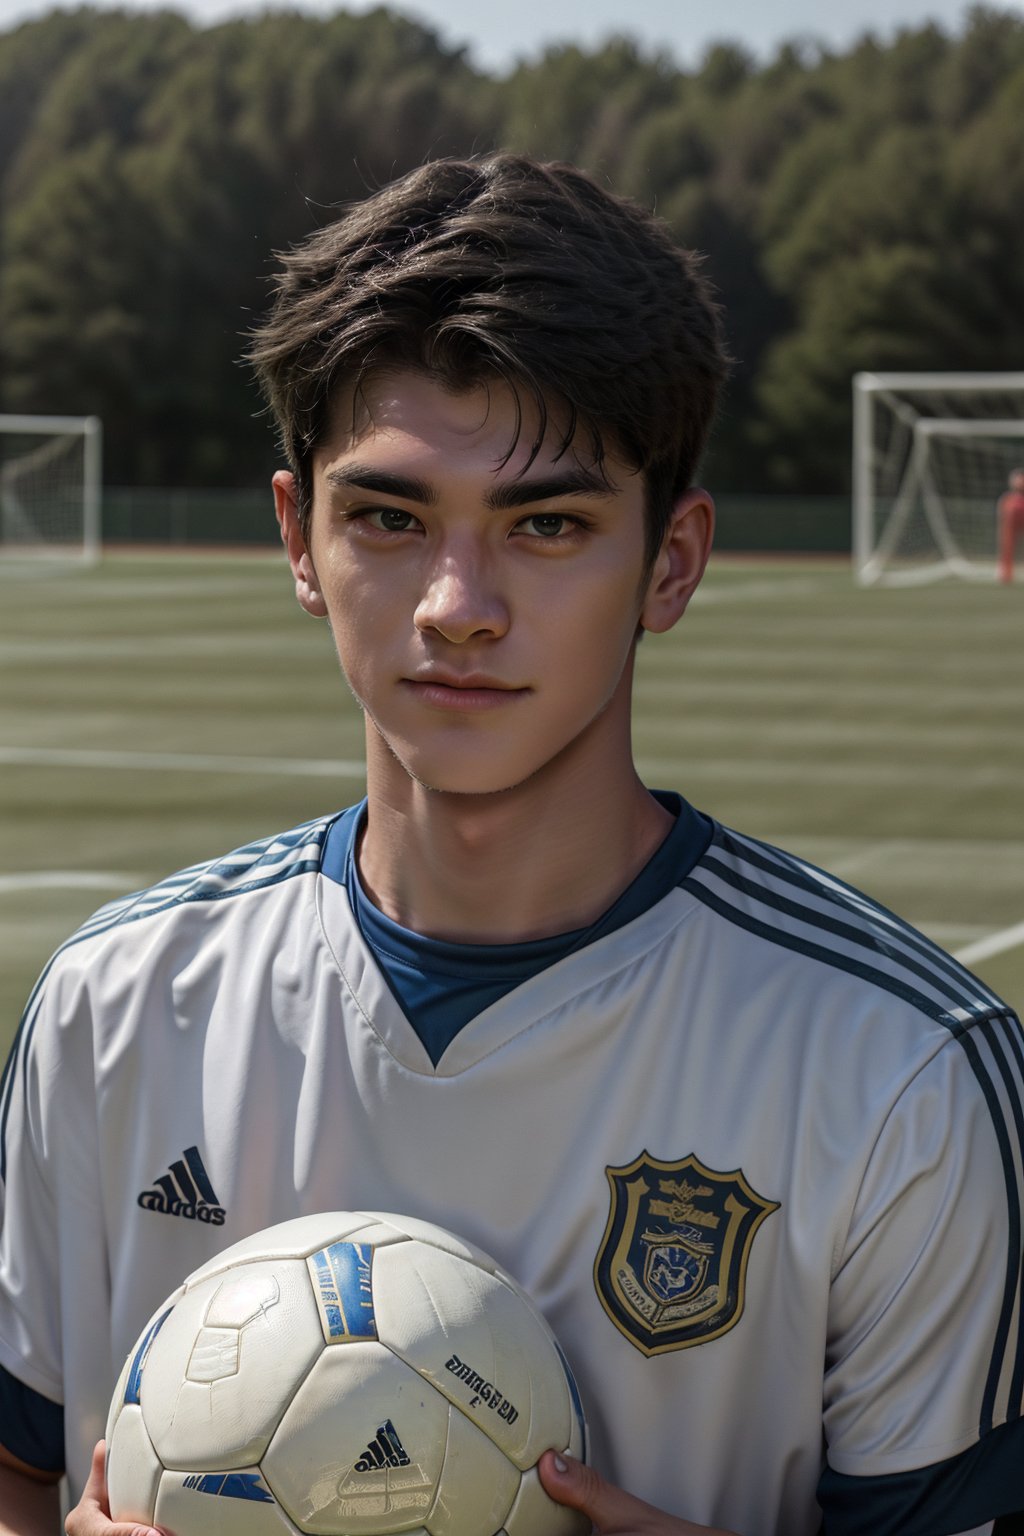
[{"x1": 105, "y1": 1211, "x2": 589, "y2": 1536}]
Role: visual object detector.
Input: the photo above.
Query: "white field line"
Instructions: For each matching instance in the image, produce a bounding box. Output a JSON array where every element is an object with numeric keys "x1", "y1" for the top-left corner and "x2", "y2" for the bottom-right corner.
[
  {"x1": 954, "y1": 921, "x2": 1024, "y2": 966},
  {"x1": 691, "y1": 576, "x2": 832, "y2": 604},
  {"x1": 810, "y1": 836, "x2": 1024, "y2": 964},
  {"x1": 0, "y1": 872, "x2": 142, "y2": 894},
  {"x1": 1, "y1": 744, "x2": 1018, "y2": 791},
  {"x1": 824, "y1": 841, "x2": 912, "y2": 880},
  {"x1": 633, "y1": 672, "x2": 1024, "y2": 712},
  {"x1": 790, "y1": 835, "x2": 1024, "y2": 858},
  {"x1": 0, "y1": 746, "x2": 366, "y2": 778},
  {"x1": 924, "y1": 923, "x2": 991, "y2": 943},
  {"x1": 634, "y1": 713, "x2": 1024, "y2": 753},
  {"x1": 819, "y1": 838, "x2": 1024, "y2": 880},
  {"x1": 0, "y1": 633, "x2": 321, "y2": 662},
  {"x1": 634, "y1": 755, "x2": 1018, "y2": 789}
]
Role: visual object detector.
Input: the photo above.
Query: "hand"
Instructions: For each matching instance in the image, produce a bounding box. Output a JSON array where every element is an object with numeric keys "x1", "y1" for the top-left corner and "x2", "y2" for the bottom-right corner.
[
  {"x1": 65, "y1": 1442, "x2": 162, "y2": 1536},
  {"x1": 538, "y1": 1450, "x2": 740, "y2": 1536}
]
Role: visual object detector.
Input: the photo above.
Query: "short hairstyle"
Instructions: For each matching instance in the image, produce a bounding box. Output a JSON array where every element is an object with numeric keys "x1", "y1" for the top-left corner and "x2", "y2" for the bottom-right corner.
[{"x1": 248, "y1": 153, "x2": 730, "y2": 571}]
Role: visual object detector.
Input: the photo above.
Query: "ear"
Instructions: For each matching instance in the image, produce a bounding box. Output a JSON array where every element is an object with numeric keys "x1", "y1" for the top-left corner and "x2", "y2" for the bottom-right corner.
[
  {"x1": 273, "y1": 470, "x2": 327, "y2": 618},
  {"x1": 639, "y1": 487, "x2": 714, "y2": 634}
]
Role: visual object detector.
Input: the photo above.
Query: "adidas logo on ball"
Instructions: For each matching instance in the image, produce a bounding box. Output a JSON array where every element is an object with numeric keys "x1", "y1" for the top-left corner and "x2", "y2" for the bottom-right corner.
[{"x1": 354, "y1": 1420, "x2": 411, "y2": 1472}]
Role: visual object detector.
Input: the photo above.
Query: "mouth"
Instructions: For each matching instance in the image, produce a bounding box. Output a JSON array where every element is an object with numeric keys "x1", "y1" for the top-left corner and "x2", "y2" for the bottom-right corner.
[{"x1": 402, "y1": 674, "x2": 529, "y2": 712}]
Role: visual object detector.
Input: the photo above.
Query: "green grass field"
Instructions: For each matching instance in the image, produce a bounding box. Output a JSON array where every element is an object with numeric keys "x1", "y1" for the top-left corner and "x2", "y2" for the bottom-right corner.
[{"x1": 1, "y1": 549, "x2": 1022, "y2": 1047}]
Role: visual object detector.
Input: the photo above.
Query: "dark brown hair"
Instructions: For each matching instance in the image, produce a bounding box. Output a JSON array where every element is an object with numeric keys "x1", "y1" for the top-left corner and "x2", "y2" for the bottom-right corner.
[{"x1": 248, "y1": 153, "x2": 729, "y2": 570}]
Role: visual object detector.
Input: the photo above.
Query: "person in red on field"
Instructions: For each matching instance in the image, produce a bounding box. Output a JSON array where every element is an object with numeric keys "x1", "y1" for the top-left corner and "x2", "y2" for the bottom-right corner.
[{"x1": 997, "y1": 467, "x2": 1024, "y2": 583}]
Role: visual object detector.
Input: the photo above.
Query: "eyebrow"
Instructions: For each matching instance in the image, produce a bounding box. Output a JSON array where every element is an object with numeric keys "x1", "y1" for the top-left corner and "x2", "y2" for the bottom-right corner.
[
  {"x1": 323, "y1": 464, "x2": 615, "y2": 509},
  {"x1": 324, "y1": 466, "x2": 438, "y2": 504}
]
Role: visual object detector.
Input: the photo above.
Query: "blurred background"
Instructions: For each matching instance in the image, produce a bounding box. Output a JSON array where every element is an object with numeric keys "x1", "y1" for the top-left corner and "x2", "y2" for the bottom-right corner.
[{"x1": 1, "y1": 0, "x2": 1022, "y2": 1028}]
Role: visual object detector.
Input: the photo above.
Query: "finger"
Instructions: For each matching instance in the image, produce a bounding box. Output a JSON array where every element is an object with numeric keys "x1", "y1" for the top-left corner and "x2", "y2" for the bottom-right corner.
[
  {"x1": 540, "y1": 1453, "x2": 740, "y2": 1536},
  {"x1": 539, "y1": 1449, "x2": 665, "y2": 1532},
  {"x1": 71, "y1": 1441, "x2": 111, "y2": 1518},
  {"x1": 65, "y1": 1440, "x2": 162, "y2": 1536}
]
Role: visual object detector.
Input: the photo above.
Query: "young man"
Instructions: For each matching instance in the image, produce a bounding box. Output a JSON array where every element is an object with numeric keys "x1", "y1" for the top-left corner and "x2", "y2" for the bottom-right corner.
[
  {"x1": 1, "y1": 154, "x2": 1022, "y2": 1536},
  {"x1": 998, "y1": 467, "x2": 1024, "y2": 584}
]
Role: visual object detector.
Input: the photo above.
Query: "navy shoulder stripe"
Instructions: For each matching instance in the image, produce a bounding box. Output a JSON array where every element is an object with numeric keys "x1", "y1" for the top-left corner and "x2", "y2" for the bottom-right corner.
[
  {"x1": 685, "y1": 821, "x2": 1024, "y2": 1438},
  {"x1": 685, "y1": 823, "x2": 1006, "y2": 1024},
  {"x1": 0, "y1": 815, "x2": 337, "y2": 1183},
  {"x1": 74, "y1": 815, "x2": 334, "y2": 940}
]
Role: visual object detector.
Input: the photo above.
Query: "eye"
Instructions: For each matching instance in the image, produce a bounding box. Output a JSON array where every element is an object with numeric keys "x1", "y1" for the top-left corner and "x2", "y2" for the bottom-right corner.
[
  {"x1": 518, "y1": 513, "x2": 572, "y2": 538},
  {"x1": 364, "y1": 507, "x2": 421, "y2": 533}
]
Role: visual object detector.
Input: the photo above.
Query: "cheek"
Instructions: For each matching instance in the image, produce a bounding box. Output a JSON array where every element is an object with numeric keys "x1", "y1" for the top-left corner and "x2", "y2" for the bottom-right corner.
[
  {"x1": 318, "y1": 562, "x2": 387, "y2": 664},
  {"x1": 551, "y1": 572, "x2": 644, "y2": 665},
  {"x1": 531, "y1": 606, "x2": 640, "y2": 728},
  {"x1": 317, "y1": 600, "x2": 377, "y2": 706}
]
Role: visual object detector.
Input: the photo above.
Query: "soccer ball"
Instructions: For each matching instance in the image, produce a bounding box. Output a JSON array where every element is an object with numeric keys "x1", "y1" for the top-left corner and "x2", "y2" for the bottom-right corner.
[{"x1": 105, "y1": 1210, "x2": 589, "y2": 1536}]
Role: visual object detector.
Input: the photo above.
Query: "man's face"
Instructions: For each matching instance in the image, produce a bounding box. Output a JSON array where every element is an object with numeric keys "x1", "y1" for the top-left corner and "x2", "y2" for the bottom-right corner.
[{"x1": 277, "y1": 370, "x2": 708, "y2": 799}]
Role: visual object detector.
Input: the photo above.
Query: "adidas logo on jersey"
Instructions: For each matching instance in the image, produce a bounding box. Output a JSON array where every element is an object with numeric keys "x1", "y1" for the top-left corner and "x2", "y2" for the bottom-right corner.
[
  {"x1": 137, "y1": 1144, "x2": 226, "y2": 1225},
  {"x1": 354, "y1": 1420, "x2": 411, "y2": 1472}
]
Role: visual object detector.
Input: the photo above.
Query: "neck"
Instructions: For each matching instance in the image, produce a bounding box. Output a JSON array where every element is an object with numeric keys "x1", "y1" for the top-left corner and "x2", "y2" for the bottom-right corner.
[{"x1": 357, "y1": 723, "x2": 674, "y2": 946}]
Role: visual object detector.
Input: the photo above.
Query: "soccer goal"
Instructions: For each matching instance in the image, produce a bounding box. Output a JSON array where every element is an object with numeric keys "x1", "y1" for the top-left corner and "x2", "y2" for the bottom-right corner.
[
  {"x1": 0, "y1": 414, "x2": 102, "y2": 565},
  {"x1": 852, "y1": 373, "x2": 1024, "y2": 584}
]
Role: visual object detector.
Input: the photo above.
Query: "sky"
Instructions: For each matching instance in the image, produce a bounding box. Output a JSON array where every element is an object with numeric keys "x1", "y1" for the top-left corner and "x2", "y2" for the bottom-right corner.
[{"x1": 1, "y1": 0, "x2": 1022, "y2": 71}]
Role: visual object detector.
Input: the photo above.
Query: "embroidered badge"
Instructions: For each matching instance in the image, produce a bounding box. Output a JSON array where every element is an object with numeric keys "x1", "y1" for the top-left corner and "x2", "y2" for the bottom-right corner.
[{"x1": 594, "y1": 1151, "x2": 779, "y2": 1355}]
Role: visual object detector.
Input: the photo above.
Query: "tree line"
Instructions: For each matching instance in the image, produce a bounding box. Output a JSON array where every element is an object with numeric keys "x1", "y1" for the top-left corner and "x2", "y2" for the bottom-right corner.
[{"x1": 0, "y1": 4, "x2": 1022, "y2": 493}]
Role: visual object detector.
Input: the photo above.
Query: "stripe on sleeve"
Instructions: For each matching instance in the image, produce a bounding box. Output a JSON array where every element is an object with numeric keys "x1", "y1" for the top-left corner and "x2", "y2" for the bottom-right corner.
[
  {"x1": 0, "y1": 814, "x2": 337, "y2": 1188},
  {"x1": 818, "y1": 1416, "x2": 1024, "y2": 1535},
  {"x1": 685, "y1": 822, "x2": 1024, "y2": 1440},
  {"x1": 958, "y1": 1025, "x2": 1023, "y2": 1436},
  {"x1": 717, "y1": 827, "x2": 1005, "y2": 1012},
  {"x1": 975, "y1": 1016, "x2": 1024, "y2": 1426}
]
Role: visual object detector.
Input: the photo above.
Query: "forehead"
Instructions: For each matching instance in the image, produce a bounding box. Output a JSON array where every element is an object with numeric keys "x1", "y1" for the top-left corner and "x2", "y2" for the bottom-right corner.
[{"x1": 315, "y1": 369, "x2": 624, "y2": 486}]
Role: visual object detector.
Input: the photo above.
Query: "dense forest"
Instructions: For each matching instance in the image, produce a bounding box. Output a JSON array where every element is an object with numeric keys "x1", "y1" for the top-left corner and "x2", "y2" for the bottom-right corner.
[{"x1": 0, "y1": 4, "x2": 1022, "y2": 492}]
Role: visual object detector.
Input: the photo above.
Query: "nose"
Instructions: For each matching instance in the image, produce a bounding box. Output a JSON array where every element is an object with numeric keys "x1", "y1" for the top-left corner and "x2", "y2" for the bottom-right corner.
[{"x1": 413, "y1": 543, "x2": 510, "y2": 643}]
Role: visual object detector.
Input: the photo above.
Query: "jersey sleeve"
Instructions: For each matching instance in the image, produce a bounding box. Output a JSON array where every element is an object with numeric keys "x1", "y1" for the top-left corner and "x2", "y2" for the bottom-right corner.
[
  {"x1": 818, "y1": 1011, "x2": 1024, "y2": 1536},
  {"x1": 0, "y1": 948, "x2": 106, "y2": 1471}
]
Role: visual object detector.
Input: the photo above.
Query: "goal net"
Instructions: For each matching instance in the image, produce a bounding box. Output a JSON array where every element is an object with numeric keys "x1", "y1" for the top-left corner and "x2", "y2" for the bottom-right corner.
[
  {"x1": 852, "y1": 373, "x2": 1024, "y2": 584},
  {"x1": 0, "y1": 414, "x2": 102, "y2": 564}
]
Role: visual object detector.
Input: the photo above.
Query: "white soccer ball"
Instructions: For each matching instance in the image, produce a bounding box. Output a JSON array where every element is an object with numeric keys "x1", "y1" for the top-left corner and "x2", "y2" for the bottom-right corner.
[{"x1": 106, "y1": 1211, "x2": 589, "y2": 1536}]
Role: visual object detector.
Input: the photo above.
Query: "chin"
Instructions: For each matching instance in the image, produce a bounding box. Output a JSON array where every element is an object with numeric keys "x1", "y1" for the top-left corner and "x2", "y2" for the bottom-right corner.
[
  {"x1": 372, "y1": 717, "x2": 594, "y2": 800},
  {"x1": 407, "y1": 767, "x2": 536, "y2": 799},
  {"x1": 381, "y1": 745, "x2": 547, "y2": 800}
]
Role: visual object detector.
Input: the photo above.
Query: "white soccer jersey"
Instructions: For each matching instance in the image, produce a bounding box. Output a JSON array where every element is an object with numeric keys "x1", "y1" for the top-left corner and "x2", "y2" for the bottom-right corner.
[{"x1": 1, "y1": 801, "x2": 1022, "y2": 1535}]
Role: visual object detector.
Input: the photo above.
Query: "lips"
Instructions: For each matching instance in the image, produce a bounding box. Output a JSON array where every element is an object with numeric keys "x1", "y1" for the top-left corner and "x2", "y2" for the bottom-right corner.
[
  {"x1": 410, "y1": 672, "x2": 519, "y2": 691},
  {"x1": 402, "y1": 674, "x2": 529, "y2": 711}
]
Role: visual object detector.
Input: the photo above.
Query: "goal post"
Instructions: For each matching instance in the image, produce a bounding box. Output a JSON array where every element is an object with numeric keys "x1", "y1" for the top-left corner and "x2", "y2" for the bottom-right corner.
[
  {"x1": 852, "y1": 372, "x2": 1024, "y2": 585},
  {"x1": 0, "y1": 414, "x2": 102, "y2": 565}
]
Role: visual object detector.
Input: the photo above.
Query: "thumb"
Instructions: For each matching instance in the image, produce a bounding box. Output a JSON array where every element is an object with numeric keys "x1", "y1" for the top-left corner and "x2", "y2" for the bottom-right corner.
[
  {"x1": 538, "y1": 1452, "x2": 740, "y2": 1536},
  {"x1": 538, "y1": 1449, "x2": 663, "y2": 1532},
  {"x1": 67, "y1": 1440, "x2": 163, "y2": 1536}
]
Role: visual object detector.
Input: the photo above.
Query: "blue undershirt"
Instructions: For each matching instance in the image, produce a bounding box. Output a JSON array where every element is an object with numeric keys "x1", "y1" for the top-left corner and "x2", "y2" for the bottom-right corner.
[{"x1": 320, "y1": 790, "x2": 713, "y2": 1066}]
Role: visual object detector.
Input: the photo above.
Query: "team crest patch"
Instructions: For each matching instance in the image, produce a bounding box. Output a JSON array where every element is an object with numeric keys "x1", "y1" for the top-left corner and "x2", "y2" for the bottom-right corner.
[{"x1": 594, "y1": 1151, "x2": 779, "y2": 1356}]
